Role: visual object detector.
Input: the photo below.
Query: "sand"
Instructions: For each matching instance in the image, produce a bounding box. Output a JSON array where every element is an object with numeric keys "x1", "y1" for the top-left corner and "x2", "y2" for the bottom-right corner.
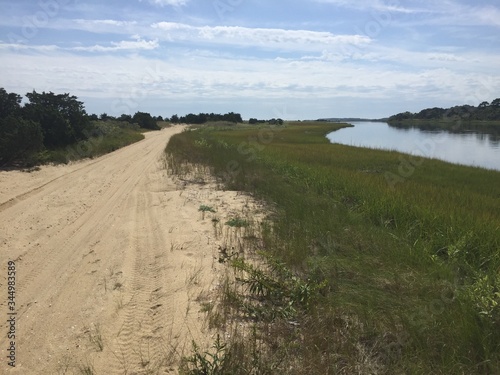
[{"x1": 0, "y1": 126, "x2": 261, "y2": 374}]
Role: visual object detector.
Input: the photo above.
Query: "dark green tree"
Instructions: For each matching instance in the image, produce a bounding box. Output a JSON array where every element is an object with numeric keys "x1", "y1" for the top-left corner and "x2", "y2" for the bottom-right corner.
[
  {"x1": 0, "y1": 88, "x2": 22, "y2": 119},
  {"x1": 132, "y1": 111, "x2": 160, "y2": 130},
  {"x1": 22, "y1": 91, "x2": 90, "y2": 147},
  {"x1": 222, "y1": 112, "x2": 243, "y2": 123},
  {"x1": 118, "y1": 114, "x2": 133, "y2": 123},
  {"x1": 0, "y1": 116, "x2": 44, "y2": 165}
]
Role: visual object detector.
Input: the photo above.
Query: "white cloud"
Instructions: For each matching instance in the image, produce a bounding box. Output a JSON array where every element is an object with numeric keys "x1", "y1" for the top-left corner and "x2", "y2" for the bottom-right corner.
[
  {"x1": 313, "y1": 0, "x2": 431, "y2": 14},
  {"x1": 0, "y1": 38, "x2": 159, "y2": 53},
  {"x1": 141, "y1": 0, "x2": 190, "y2": 6},
  {"x1": 84, "y1": 19, "x2": 138, "y2": 27},
  {"x1": 70, "y1": 19, "x2": 139, "y2": 34},
  {"x1": 452, "y1": 4, "x2": 500, "y2": 27},
  {"x1": 2, "y1": 45, "x2": 497, "y2": 103},
  {"x1": 315, "y1": 0, "x2": 500, "y2": 27},
  {"x1": 72, "y1": 38, "x2": 159, "y2": 52},
  {"x1": 0, "y1": 43, "x2": 60, "y2": 52},
  {"x1": 151, "y1": 22, "x2": 371, "y2": 50}
]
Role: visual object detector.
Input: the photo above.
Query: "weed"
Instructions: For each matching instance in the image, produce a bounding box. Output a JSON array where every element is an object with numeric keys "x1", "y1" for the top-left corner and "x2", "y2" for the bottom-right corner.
[
  {"x1": 180, "y1": 334, "x2": 227, "y2": 374},
  {"x1": 225, "y1": 217, "x2": 249, "y2": 228},
  {"x1": 56, "y1": 354, "x2": 72, "y2": 375},
  {"x1": 199, "y1": 204, "x2": 216, "y2": 220},
  {"x1": 77, "y1": 359, "x2": 96, "y2": 375},
  {"x1": 87, "y1": 323, "x2": 104, "y2": 352},
  {"x1": 186, "y1": 263, "x2": 204, "y2": 287}
]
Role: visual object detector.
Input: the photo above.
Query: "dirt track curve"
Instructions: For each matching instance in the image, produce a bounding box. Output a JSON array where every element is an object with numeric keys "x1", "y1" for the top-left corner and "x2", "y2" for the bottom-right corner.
[{"x1": 0, "y1": 126, "x2": 251, "y2": 374}]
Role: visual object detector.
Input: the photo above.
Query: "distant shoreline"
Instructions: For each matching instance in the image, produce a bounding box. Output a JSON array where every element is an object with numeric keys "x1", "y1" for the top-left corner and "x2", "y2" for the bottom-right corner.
[{"x1": 317, "y1": 118, "x2": 388, "y2": 123}]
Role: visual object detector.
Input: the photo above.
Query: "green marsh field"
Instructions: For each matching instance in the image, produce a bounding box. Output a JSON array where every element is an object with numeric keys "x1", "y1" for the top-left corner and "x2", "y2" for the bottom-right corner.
[{"x1": 167, "y1": 122, "x2": 500, "y2": 374}]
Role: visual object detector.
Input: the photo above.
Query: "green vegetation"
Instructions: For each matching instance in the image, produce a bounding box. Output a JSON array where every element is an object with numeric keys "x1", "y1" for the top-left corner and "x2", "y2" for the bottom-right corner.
[
  {"x1": 388, "y1": 100, "x2": 500, "y2": 141},
  {"x1": 170, "y1": 112, "x2": 244, "y2": 125},
  {"x1": 40, "y1": 120, "x2": 145, "y2": 164},
  {"x1": 199, "y1": 205, "x2": 217, "y2": 220},
  {"x1": 224, "y1": 217, "x2": 249, "y2": 228},
  {"x1": 181, "y1": 335, "x2": 228, "y2": 374},
  {"x1": 131, "y1": 111, "x2": 161, "y2": 130},
  {"x1": 167, "y1": 122, "x2": 500, "y2": 374},
  {"x1": 389, "y1": 99, "x2": 500, "y2": 126},
  {"x1": 0, "y1": 88, "x2": 156, "y2": 167}
]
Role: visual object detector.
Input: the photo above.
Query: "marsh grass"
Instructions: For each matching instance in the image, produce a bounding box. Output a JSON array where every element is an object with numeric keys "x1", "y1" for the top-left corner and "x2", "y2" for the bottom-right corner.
[{"x1": 168, "y1": 122, "x2": 500, "y2": 374}]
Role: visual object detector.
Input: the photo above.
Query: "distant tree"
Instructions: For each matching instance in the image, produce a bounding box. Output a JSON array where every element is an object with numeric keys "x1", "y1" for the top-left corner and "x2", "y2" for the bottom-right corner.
[
  {"x1": 249, "y1": 118, "x2": 258, "y2": 124},
  {"x1": 222, "y1": 112, "x2": 243, "y2": 123},
  {"x1": 88, "y1": 114, "x2": 99, "y2": 121},
  {"x1": 118, "y1": 114, "x2": 133, "y2": 123},
  {"x1": 100, "y1": 113, "x2": 110, "y2": 121},
  {"x1": 0, "y1": 88, "x2": 22, "y2": 119},
  {"x1": 155, "y1": 115, "x2": 164, "y2": 122},
  {"x1": 447, "y1": 105, "x2": 475, "y2": 119},
  {"x1": 172, "y1": 112, "x2": 244, "y2": 124},
  {"x1": 491, "y1": 98, "x2": 500, "y2": 107},
  {"x1": 0, "y1": 116, "x2": 44, "y2": 165},
  {"x1": 390, "y1": 99, "x2": 500, "y2": 123},
  {"x1": 182, "y1": 113, "x2": 206, "y2": 124},
  {"x1": 132, "y1": 111, "x2": 160, "y2": 130},
  {"x1": 415, "y1": 107, "x2": 446, "y2": 120},
  {"x1": 268, "y1": 118, "x2": 283, "y2": 125},
  {"x1": 22, "y1": 91, "x2": 90, "y2": 148},
  {"x1": 388, "y1": 111, "x2": 414, "y2": 122}
]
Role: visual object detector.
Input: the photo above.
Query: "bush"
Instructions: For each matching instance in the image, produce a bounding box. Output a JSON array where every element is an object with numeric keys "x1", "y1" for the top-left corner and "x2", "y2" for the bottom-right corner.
[{"x1": 0, "y1": 116, "x2": 44, "y2": 165}]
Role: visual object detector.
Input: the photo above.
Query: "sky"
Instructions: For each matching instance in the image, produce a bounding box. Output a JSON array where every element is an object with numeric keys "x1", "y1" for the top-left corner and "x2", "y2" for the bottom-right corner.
[{"x1": 0, "y1": 0, "x2": 499, "y2": 120}]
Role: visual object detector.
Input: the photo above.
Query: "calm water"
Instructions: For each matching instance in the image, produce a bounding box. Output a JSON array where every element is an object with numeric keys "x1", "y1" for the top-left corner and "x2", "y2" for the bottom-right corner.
[{"x1": 326, "y1": 122, "x2": 500, "y2": 171}]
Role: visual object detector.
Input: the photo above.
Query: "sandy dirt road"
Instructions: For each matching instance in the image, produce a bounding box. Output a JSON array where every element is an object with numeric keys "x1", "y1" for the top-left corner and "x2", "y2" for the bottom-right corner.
[{"x1": 0, "y1": 126, "x2": 257, "y2": 374}]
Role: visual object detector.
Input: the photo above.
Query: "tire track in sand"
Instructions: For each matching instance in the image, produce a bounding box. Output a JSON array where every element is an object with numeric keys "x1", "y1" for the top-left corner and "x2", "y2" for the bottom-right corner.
[
  {"x1": 103, "y1": 157, "x2": 201, "y2": 374},
  {"x1": 0, "y1": 127, "x2": 187, "y2": 374}
]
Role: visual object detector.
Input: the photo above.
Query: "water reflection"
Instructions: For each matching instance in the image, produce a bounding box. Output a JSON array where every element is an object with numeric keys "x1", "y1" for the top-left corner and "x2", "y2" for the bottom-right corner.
[{"x1": 326, "y1": 122, "x2": 500, "y2": 171}]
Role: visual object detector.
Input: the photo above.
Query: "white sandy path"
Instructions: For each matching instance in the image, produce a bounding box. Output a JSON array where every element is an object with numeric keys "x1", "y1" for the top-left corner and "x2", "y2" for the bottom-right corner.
[{"x1": 0, "y1": 126, "x2": 258, "y2": 374}]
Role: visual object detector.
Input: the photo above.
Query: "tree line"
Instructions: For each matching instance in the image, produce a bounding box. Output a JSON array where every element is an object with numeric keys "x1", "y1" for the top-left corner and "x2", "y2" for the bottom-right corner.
[
  {"x1": 0, "y1": 88, "x2": 252, "y2": 166},
  {"x1": 0, "y1": 88, "x2": 165, "y2": 166},
  {"x1": 389, "y1": 98, "x2": 500, "y2": 123},
  {"x1": 169, "y1": 112, "x2": 243, "y2": 124}
]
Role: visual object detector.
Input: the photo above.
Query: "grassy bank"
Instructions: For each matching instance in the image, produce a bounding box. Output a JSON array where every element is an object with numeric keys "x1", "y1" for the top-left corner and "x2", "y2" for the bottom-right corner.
[
  {"x1": 39, "y1": 120, "x2": 146, "y2": 165},
  {"x1": 166, "y1": 122, "x2": 500, "y2": 374}
]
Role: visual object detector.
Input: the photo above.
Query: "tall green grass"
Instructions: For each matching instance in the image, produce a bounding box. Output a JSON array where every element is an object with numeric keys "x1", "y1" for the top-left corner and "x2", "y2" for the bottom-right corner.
[
  {"x1": 39, "y1": 120, "x2": 146, "y2": 164},
  {"x1": 167, "y1": 122, "x2": 500, "y2": 374}
]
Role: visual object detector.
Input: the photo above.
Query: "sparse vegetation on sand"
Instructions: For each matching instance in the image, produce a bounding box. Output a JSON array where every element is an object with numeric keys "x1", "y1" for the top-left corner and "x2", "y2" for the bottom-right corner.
[{"x1": 167, "y1": 121, "x2": 500, "y2": 374}]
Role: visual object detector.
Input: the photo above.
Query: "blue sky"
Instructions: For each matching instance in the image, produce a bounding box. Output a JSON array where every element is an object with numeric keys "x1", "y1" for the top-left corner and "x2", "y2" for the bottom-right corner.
[{"x1": 0, "y1": 0, "x2": 499, "y2": 119}]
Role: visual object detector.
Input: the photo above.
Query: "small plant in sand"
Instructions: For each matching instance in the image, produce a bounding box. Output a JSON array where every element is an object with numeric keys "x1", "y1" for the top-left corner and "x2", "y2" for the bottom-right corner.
[
  {"x1": 225, "y1": 217, "x2": 249, "y2": 228},
  {"x1": 86, "y1": 323, "x2": 104, "y2": 352},
  {"x1": 199, "y1": 205, "x2": 216, "y2": 219},
  {"x1": 181, "y1": 334, "x2": 228, "y2": 374}
]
